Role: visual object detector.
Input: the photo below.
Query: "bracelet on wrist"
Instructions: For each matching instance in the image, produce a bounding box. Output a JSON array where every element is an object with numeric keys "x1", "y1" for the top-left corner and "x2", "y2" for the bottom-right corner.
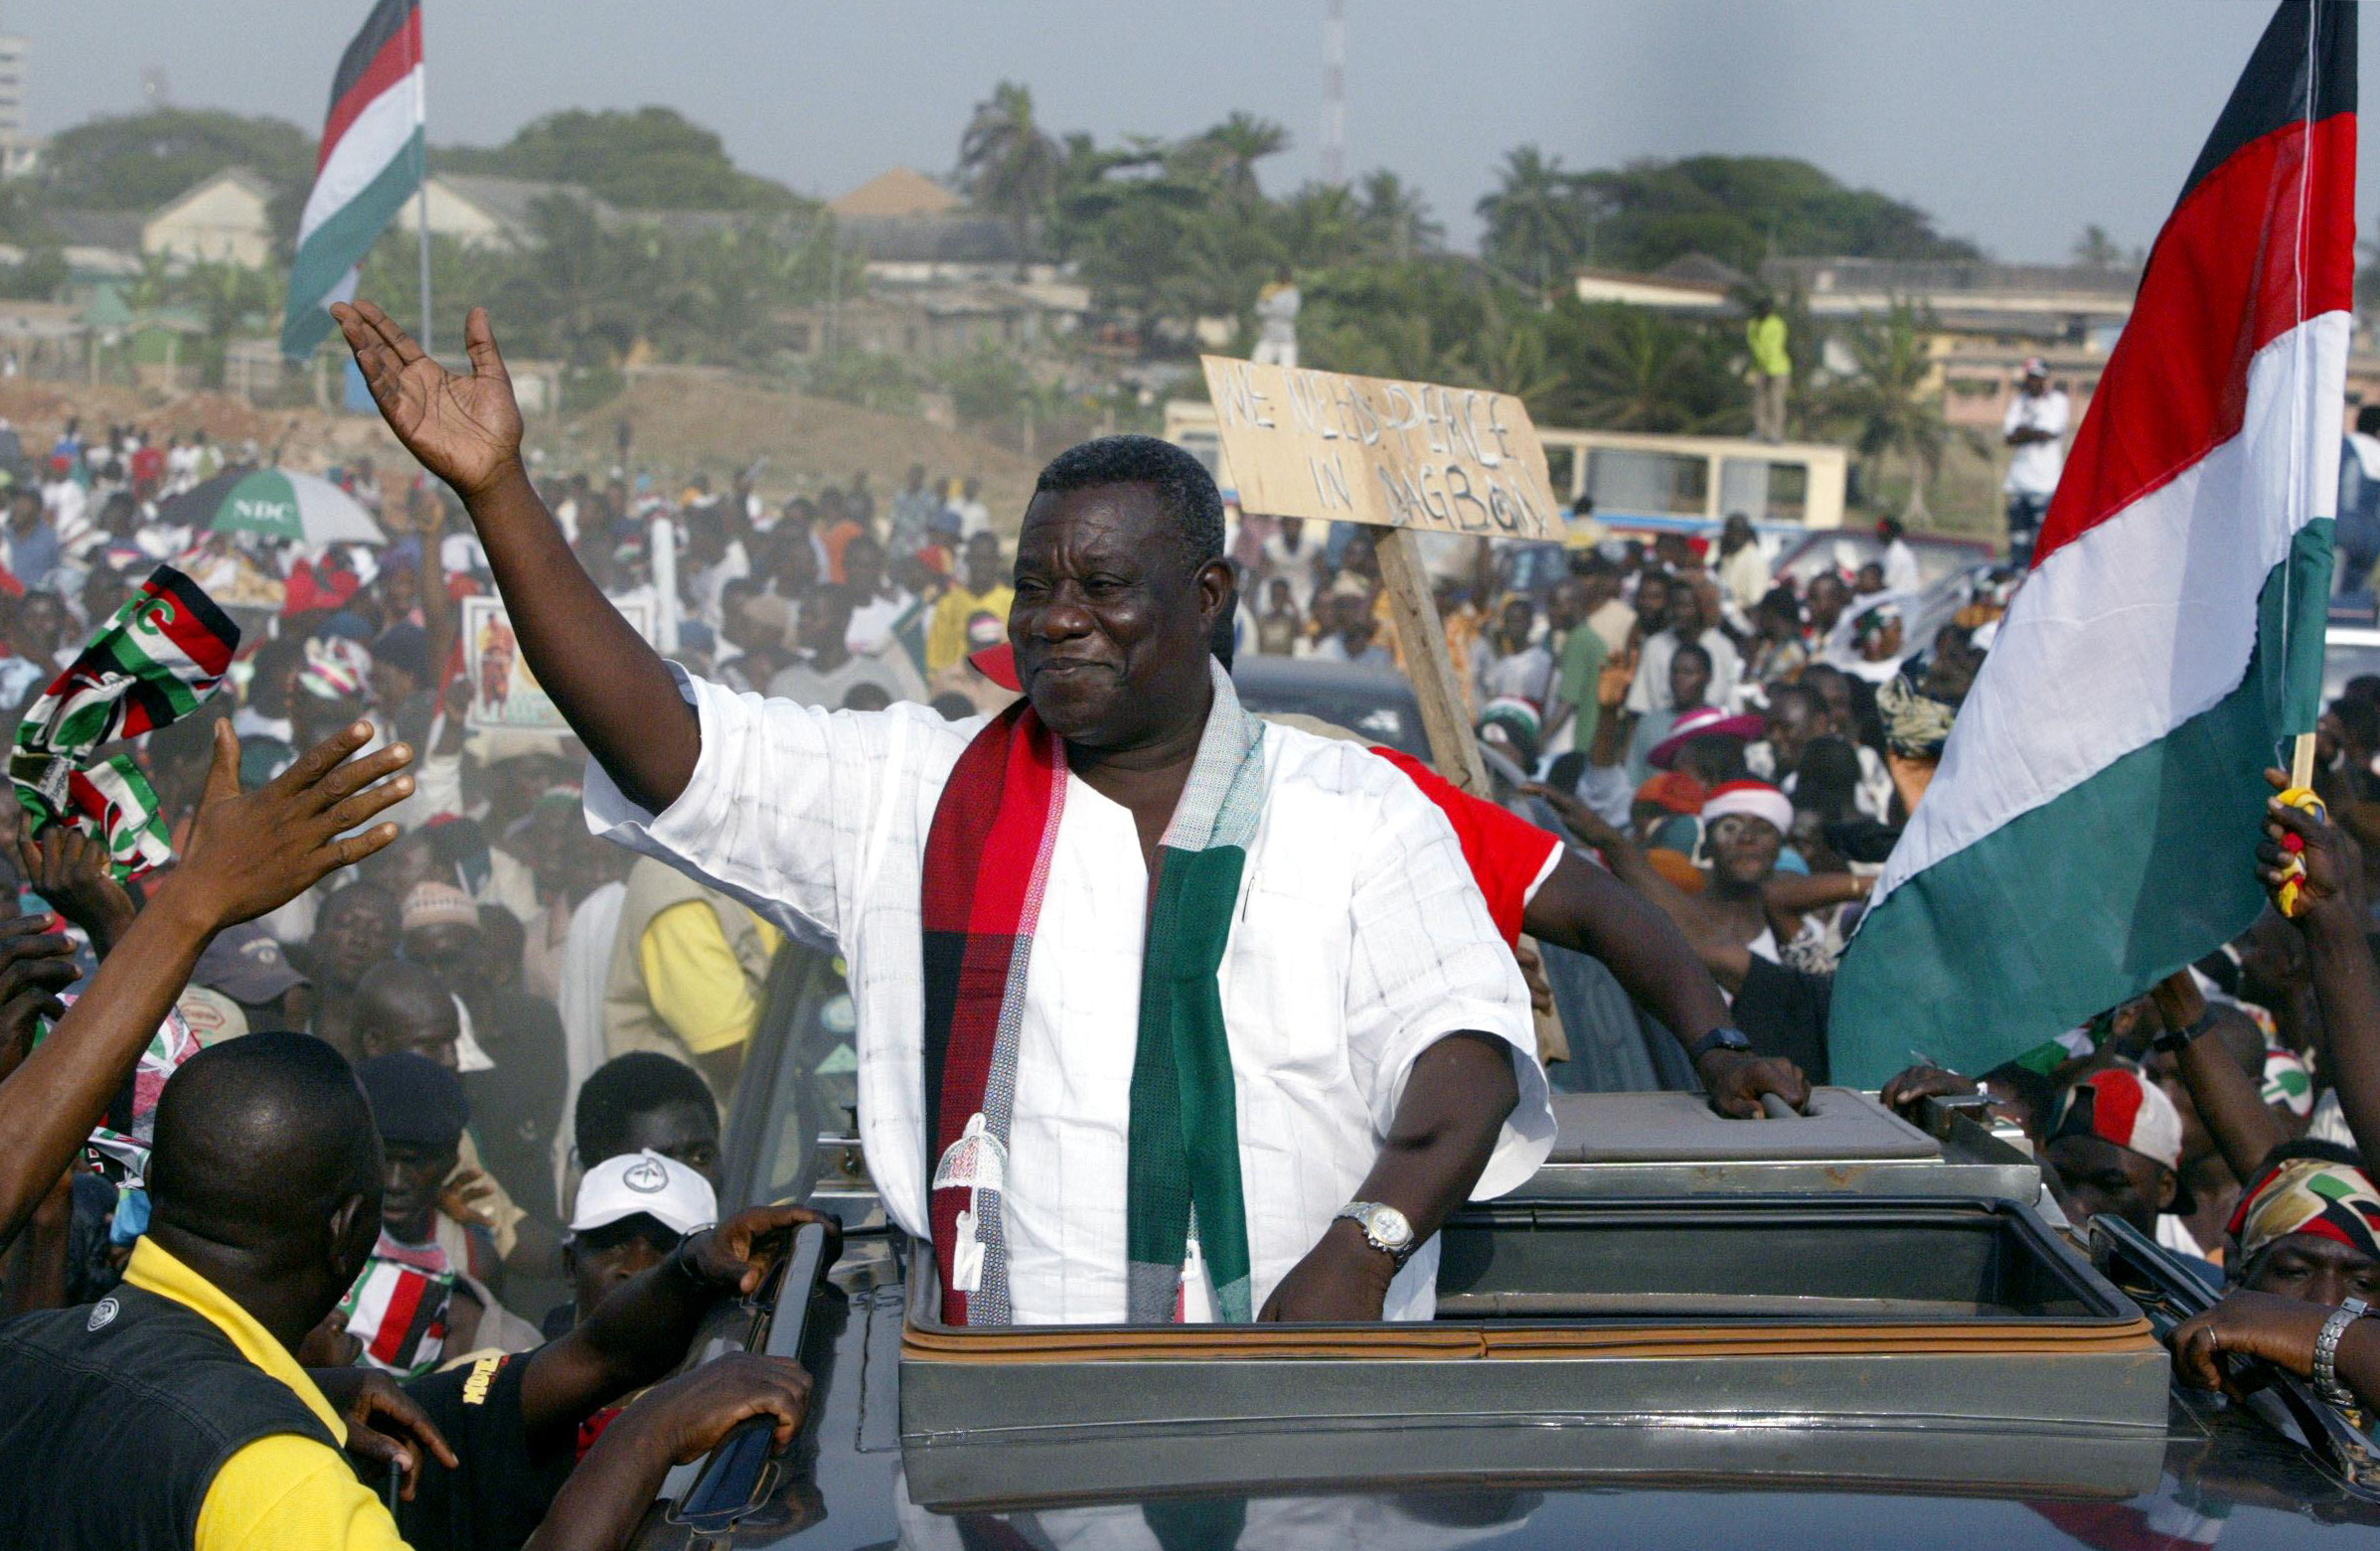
[{"x1": 2151, "y1": 1009, "x2": 2219, "y2": 1056}]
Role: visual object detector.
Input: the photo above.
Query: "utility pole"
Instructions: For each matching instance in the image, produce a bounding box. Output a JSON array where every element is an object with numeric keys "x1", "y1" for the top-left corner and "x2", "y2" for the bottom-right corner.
[{"x1": 1322, "y1": 0, "x2": 1346, "y2": 186}]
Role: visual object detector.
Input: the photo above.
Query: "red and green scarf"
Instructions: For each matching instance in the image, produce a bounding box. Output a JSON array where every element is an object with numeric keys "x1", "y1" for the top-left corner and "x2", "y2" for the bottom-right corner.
[
  {"x1": 10, "y1": 565, "x2": 238, "y2": 879},
  {"x1": 922, "y1": 659, "x2": 1268, "y2": 1324}
]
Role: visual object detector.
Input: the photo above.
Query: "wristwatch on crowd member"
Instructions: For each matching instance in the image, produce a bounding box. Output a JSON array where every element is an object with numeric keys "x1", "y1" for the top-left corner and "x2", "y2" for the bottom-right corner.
[
  {"x1": 1335, "y1": 1200, "x2": 1417, "y2": 1268},
  {"x1": 2152, "y1": 1008, "x2": 2220, "y2": 1056},
  {"x1": 2314, "y1": 1298, "x2": 2372, "y2": 1409},
  {"x1": 1687, "y1": 1026, "x2": 1754, "y2": 1066}
]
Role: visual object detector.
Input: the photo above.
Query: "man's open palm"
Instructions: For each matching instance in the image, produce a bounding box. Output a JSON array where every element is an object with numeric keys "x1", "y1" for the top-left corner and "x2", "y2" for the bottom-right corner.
[{"x1": 332, "y1": 300, "x2": 522, "y2": 499}]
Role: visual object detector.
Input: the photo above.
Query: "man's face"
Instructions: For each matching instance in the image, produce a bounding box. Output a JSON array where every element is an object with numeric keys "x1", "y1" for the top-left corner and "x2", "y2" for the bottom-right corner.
[
  {"x1": 1635, "y1": 576, "x2": 1671, "y2": 625},
  {"x1": 844, "y1": 537, "x2": 884, "y2": 595},
  {"x1": 1499, "y1": 600, "x2": 1533, "y2": 648},
  {"x1": 800, "y1": 594, "x2": 853, "y2": 655},
  {"x1": 1548, "y1": 580, "x2": 1589, "y2": 631},
  {"x1": 1766, "y1": 697, "x2": 1819, "y2": 772},
  {"x1": 15, "y1": 596, "x2": 61, "y2": 655},
  {"x1": 404, "y1": 922, "x2": 483, "y2": 992},
  {"x1": 1707, "y1": 814, "x2": 1781, "y2": 888},
  {"x1": 963, "y1": 533, "x2": 1003, "y2": 594},
  {"x1": 1666, "y1": 586, "x2": 1703, "y2": 638},
  {"x1": 1010, "y1": 484, "x2": 1222, "y2": 748},
  {"x1": 568, "y1": 1216, "x2": 683, "y2": 1324},
  {"x1": 1807, "y1": 576, "x2": 1849, "y2": 630},
  {"x1": 383, "y1": 566, "x2": 418, "y2": 616},
  {"x1": 1807, "y1": 672, "x2": 1852, "y2": 732},
  {"x1": 2022, "y1": 372, "x2": 2048, "y2": 398},
  {"x1": 2045, "y1": 1134, "x2": 2173, "y2": 1234},
  {"x1": 381, "y1": 1139, "x2": 457, "y2": 1241},
  {"x1": 358, "y1": 1008, "x2": 459, "y2": 1070},
  {"x1": 620, "y1": 1099, "x2": 724, "y2": 1192},
  {"x1": 1668, "y1": 650, "x2": 1710, "y2": 708},
  {"x1": 2244, "y1": 1234, "x2": 2380, "y2": 1306}
]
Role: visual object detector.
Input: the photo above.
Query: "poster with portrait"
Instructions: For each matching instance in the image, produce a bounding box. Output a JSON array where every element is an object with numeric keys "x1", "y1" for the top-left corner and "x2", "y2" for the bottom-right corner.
[{"x1": 461, "y1": 594, "x2": 656, "y2": 732}]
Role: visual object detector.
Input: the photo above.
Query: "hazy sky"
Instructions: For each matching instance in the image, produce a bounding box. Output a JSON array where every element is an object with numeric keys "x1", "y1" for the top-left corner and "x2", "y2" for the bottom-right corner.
[{"x1": 15, "y1": 1, "x2": 2375, "y2": 263}]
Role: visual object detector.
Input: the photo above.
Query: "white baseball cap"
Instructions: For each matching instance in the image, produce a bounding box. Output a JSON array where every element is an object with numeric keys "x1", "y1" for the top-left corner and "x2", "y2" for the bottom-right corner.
[{"x1": 569, "y1": 1149, "x2": 717, "y2": 1238}]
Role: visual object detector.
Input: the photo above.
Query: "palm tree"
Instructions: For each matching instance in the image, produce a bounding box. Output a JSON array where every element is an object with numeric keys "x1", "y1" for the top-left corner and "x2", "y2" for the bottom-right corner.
[
  {"x1": 1356, "y1": 170, "x2": 1441, "y2": 261},
  {"x1": 1569, "y1": 305, "x2": 1716, "y2": 433},
  {"x1": 1273, "y1": 182, "x2": 1366, "y2": 269},
  {"x1": 958, "y1": 81, "x2": 1061, "y2": 250},
  {"x1": 1177, "y1": 112, "x2": 1289, "y2": 204},
  {"x1": 1827, "y1": 300, "x2": 1950, "y2": 521},
  {"x1": 1477, "y1": 146, "x2": 1588, "y2": 293}
]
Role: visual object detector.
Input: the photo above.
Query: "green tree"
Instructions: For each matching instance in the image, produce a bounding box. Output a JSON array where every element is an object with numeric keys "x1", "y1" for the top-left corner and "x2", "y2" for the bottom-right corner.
[
  {"x1": 1174, "y1": 112, "x2": 1289, "y2": 204},
  {"x1": 1825, "y1": 300, "x2": 1950, "y2": 521},
  {"x1": 434, "y1": 107, "x2": 800, "y2": 211},
  {"x1": 958, "y1": 82, "x2": 1062, "y2": 249},
  {"x1": 2072, "y1": 224, "x2": 2124, "y2": 268},
  {"x1": 1572, "y1": 155, "x2": 1982, "y2": 274},
  {"x1": 1356, "y1": 170, "x2": 1441, "y2": 261},
  {"x1": 1561, "y1": 302, "x2": 1734, "y2": 433},
  {"x1": 38, "y1": 108, "x2": 314, "y2": 213},
  {"x1": 1477, "y1": 146, "x2": 1590, "y2": 292}
]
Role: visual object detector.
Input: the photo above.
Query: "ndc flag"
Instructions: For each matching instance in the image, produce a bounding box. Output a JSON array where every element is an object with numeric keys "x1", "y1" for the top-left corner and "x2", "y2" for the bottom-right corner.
[
  {"x1": 280, "y1": 0, "x2": 424, "y2": 360},
  {"x1": 1829, "y1": 0, "x2": 2356, "y2": 1085}
]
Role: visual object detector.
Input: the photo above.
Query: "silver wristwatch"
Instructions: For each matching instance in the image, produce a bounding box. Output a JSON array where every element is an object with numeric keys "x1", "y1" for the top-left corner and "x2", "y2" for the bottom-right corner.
[
  {"x1": 2313, "y1": 1297, "x2": 2371, "y2": 1409},
  {"x1": 1335, "y1": 1200, "x2": 1417, "y2": 1267}
]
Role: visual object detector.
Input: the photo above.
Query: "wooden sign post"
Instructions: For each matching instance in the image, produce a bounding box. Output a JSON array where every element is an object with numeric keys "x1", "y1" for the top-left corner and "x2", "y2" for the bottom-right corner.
[{"x1": 1198, "y1": 355, "x2": 1563, "y2": 792}]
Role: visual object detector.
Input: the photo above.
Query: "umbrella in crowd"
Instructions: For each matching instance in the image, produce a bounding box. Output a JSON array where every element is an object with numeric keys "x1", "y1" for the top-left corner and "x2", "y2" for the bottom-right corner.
[{"x1": 157, "y1": 467, "x2": 387, "y2": 547}]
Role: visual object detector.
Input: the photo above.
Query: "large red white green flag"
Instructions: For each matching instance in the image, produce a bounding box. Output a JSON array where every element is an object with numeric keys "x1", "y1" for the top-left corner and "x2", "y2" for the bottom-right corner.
[
  {"x1": 280, "y1": 0, "x2": 424, "y2": 360},
  {"x1": 1830, "y1": 0, "x2": 2356, "y2": 1085}
]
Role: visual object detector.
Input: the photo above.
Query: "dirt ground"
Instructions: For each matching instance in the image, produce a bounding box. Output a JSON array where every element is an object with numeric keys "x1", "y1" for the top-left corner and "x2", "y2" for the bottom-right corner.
[
  {"x1": 543, "y1": 374, "x2": 1043, "y2": 523},
  {"x1": 0, "y1": 373, "x2": 1044, "y2": 527}
]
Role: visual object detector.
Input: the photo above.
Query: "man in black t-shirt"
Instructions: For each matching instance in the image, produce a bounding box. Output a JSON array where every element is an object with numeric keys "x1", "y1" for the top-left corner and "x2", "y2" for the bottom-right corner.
[{"x1": 389, "y1": 1199, "x2": 836, "y2": 1551}]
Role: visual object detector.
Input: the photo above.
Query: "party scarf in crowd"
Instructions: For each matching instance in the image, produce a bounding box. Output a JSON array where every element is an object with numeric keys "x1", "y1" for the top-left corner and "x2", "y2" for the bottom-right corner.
[
  {"x1": 344, "y1": 1231, "x2": 456, "y2": 1377},
  {"x1": 2228, "y1": 1157, "x2": 2380, "y2": 1270},
  {"x1": 921, "y1": 657, "x2": 1267, "y2": 1325},
  {"x1": 10, "y1": 565, "x2": 239, "y2": 879}
]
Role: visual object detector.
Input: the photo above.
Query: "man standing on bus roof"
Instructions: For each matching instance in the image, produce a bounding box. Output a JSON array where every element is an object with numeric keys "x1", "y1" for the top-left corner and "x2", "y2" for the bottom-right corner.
[
  {"x1": 2002, "y1": 358, "x2": 2071, "y2": 568},
  {"x1": 333, "y1": 299, "x2": 1555, "y2": 1330},
  {"x1": 1746, "y1": 299, "x2": 1791, "y2": 444}
]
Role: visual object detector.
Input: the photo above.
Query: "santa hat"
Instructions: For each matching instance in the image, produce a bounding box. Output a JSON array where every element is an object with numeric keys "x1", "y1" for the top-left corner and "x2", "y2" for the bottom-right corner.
[{"x1": 1699, "y1": 779, "x2": 1792, "y2": 836}]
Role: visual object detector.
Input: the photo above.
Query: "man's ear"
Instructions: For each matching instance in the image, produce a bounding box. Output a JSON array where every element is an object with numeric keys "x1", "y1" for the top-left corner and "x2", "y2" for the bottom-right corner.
[
  {"x1": 2154, "y1": 1167, "x2": 2179, "y2": 1212},
  {"x1": 328, "y1": 1192, "x2": 375, "y2": 1281},
  {"x1": 1194, "y1": 558, "x2": 1235, "y2": 629}
]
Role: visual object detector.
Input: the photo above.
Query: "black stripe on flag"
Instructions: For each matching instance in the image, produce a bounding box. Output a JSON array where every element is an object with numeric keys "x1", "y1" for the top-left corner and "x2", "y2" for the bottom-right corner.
[
  {"x1": 2176, "y1": 0, "x2": 2355, "y2": 208},
  {"x1": 327, "y1": 0, "x2": 419, "y2": 117}
]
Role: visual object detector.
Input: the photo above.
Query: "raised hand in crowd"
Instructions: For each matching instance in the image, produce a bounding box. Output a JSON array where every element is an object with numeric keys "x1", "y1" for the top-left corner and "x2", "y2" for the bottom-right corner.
[
  {"x1": 310, "y1": 1365, "x2": 461, "y2": 1503},
  {"x1": 438, "y1": 1164, "x2": 500, "y2": 1233},
  {"x1": 2146, "y1": 968, "x2": 2291, "y2": 1183},
  {"x1": 2258, "y1": 771, "x2": 2380, "y2": 1163},
  {"x1": 336, "y1": 300, "x2": 699, "y2": 815},
  {"x1": 0, "y1": 912, "x2": 79, "y2": 1084},
  {"x1": 14, "y1": 824, "x2": 136, "y2": 958},
  {"x1": 0, "y1": 719, "x2": 411, "y2": 1249},
  {"x1": 1519, "y1": 781, "x2": 1811, "y2": 1117},
  {"x1": 2171, "y1": 1289, "x2": 2380, "y2": 1410},
  {"x1": 523, "y1": 1354, "x2": 812, "y2": 1551}
]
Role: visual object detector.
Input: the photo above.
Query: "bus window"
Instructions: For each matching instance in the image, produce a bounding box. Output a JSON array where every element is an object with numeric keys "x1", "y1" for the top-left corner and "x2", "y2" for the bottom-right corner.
[
  {"x1": 1543, "y1": 444, "x2": 1579, "y2": 503},
  {"x1": 1719, "y1": 456, "x2": 1810, "y2": 525},
  {"x1": 1587, "y1": 449, "x2": 1706, "y2": 518}
]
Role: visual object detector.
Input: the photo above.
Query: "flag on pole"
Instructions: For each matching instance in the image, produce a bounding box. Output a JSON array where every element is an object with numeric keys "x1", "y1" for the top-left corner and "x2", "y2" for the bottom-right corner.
[
  {"x1": 1828, "y1": 0, "x2": 2355, "y2": 1087},
  {"x1": 279, "y1": 0, "x2": 424, "y2": 360}
]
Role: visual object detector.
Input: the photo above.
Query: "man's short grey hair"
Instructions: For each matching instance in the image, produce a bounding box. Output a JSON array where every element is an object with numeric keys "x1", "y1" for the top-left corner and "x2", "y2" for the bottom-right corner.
[{"x1": 1032, "y1": 434, "x2": 1225, "y2": 575}]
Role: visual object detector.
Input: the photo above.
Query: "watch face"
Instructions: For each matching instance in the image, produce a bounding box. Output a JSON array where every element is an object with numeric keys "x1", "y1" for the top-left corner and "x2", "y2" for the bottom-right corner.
[{"x1": 1367, "y1": 1204, "x2": 1414, "y2": 1249}]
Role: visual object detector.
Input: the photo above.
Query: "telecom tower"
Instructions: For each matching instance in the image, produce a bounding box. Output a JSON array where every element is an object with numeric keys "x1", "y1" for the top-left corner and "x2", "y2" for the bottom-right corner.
[{"x1": 1322, "y1": 0, "x2": 1346, "y2": 185}]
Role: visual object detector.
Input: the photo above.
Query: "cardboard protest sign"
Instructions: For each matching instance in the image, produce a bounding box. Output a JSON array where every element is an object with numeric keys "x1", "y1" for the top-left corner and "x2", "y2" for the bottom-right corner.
[
  {"x1": 1198, "y1": 357, "x2": 1559, "y2": 541},
  {"x1": 462, "y1": 594, "x2": 655, "y2": 733}
]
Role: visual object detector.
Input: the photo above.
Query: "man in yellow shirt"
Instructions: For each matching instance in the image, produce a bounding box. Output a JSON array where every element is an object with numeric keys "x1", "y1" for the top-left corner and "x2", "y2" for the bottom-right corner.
[
  {"x1": 924, "y1": 531, "x2": 1015, "y2": 679},
  {"x1": 1746, "y1": 299, "x2": 1791, "y2": 443},
  {"x1": 0, "y1": 1031, "x2": 817, "y2": 1551},
  {"x1": 603, "y1": 856, "x2": 783, "y2": 1096}
]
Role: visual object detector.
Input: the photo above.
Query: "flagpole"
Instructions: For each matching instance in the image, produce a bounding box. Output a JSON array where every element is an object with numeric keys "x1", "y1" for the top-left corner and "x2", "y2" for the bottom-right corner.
[{"x1": 413, "y1": 1, "x2": 430, "y2": 356}]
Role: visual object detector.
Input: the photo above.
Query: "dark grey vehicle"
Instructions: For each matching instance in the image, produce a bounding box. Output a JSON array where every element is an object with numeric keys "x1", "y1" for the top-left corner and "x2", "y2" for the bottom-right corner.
[
  {"x1": 623, "y1": 982, "x2": 2380, "y2": 1551},
  {"x1": 624, "y1": 660, "x2": 2379, "y2": 1548}
]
